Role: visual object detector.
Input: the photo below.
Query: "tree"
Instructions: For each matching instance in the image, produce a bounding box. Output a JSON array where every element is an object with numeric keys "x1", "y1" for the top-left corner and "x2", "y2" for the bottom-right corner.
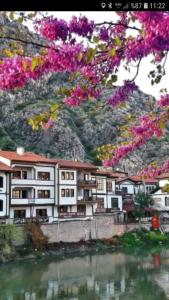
[
  {"x1": 134, "y1": 192, "x2": 154, "y2": 226},
  {"x1": 0, "y1": 12, "x2": 169, "y2": 177}
]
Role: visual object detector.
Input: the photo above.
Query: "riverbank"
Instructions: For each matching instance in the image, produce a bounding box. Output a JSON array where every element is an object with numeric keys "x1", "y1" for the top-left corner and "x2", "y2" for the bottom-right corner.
[
  {"x1": 1, "y1": 238, "x2": 121, "y2": 264},
  {"x1": 2, "y1": 228, "x2": 169, "y2": 264}
]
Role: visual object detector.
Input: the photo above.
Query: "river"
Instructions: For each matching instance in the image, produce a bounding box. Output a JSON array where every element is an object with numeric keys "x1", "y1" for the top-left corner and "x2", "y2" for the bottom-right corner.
[{"x1": 1, "y1": 249, "x2": 169, "y2": 300}]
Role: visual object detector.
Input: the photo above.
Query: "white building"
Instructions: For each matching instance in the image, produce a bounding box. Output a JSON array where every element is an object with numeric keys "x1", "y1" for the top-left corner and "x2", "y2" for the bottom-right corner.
[
  {"x1": 0, "y1": 147, "x2": 56, "y2": 223},
  {"x1": 91, "y1": 169, "x2": 122, "y2": 213},
  {"x1": 116, "y1": 176, "x2": 158, "y2": 218},
  {"x1": 54, "y1": 159, "x2": 98, "y2": 219},
  {"x1": 0, "y1": 162, "x2": 13, "y2": 221},
  {"x1": 152, "y1": 173, "x2": 169, "y2": 215}
]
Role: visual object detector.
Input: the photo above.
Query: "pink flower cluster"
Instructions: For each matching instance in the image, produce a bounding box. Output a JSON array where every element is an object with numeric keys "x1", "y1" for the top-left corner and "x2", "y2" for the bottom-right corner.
[
  {"x1": 103, "y1": 111, "x2": 169, "y2": 167},
  {"x1": 36, "y1": 16, "x2": 95, "y2": 41},
  {"x1": 156, "y1": 94, "x2": 169, "y2": 108},
  {"x1": 36, "y1": 17, "x2": 68, "y2": 41},
  {"x1": 108, "y1": 80, "x2": 138, "y2": 106},
  {"x1": 69, "y1": 16, "x2": 95, "y2": 38},
  {"x1": 0, "y1": 43, "x2": 86, "y2": 89},
  {"x1": 125, "y1": 12, "x2": 169, "y2": 62},
  {"x1": 64, "y1": 85, "x2": 101, "y2": 106},
  {"x1": 139, "y1": 160, "x2": 169, "y2": 179}
]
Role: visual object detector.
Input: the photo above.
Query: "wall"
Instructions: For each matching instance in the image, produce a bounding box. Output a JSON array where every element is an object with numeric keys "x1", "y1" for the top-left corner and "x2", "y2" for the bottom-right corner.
[
  {"x1": 14, "y1": 217, "x2": 169, "y2": 245},
  {"x1": 41, "y1": 215, "x2": 125, "y2": 243}
]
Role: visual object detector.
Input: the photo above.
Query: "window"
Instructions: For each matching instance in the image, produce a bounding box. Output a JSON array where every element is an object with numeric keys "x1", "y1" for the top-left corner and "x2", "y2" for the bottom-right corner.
[
  {"x1": 12, "y1": 190, "x2": 20, "y2": 199},
  {"x1": 66, "y1": 189, "x2": 69, "y2": 197},
  {"x1": 106, "y1": 181, "x2": 112, "y2": 192},
  {"x1": 122, "y1": 187, "x2": 128, "y2": 193},
  {"x1": 97, "y1": 198, "x2": 104, "y2": 209},
  {"x1": 59, "y1": 206, "x2": 67, "y2": 213},
  {"x1": 37, "y1": 190, "x2": 50, "y2": 198},
  {"x1": 12, "y1": 171, "x2": 21, "y2": 179},
  {"x1": 0, "y1": 200, "x2": 3, "y2": 211},
  {"x1": 61, "y1": 189, "x2": 65, "y2": 197},
  {"x1": 77, "y1": 205, "x2": 85, "y2": 212},
  {"x1": 22, "y1": 190, "x2": 28, "y2": 199},
  {"x1": 84, "y1": 174, "x2": 89, "y2": 181},
  {"x1": 61, "y1": 189, "x2": 74, "y2": 197},
  {"x1": 22, "y1": 171, "x2": 27, "y2": 179},
  {"x1": 12, "y1": 170, "x2": 28, "y2": 179},
  {"x1": 61, "y1": 172, "x2": 65, "y2": 180},
  {"x1": 97, "y1": 179, "x2": 104, "y2": 191},
  {"x1": 70, "y1": 189, "x2": 74, "y2": 197},
  {"x1": 111, "y1": 198, "x2": 119, "y2": 209},
  {"x1": 165, "y1": 197, "x2": 169, "y2": 206},
  {"x1": 0, "y1": 177, "x2": 3, "y2": 188},
  {"x1": 61, "y1": 171, "x2": 74, "y2": 180},
  {"x1": 14, "y1": 210, "x2": 26, "y2": 218},
  {"x1": 36, "y1": 209, "x2": 47, "y2": 217},
  {"x1": 70, "y1": 172, "x2": 74, "y2": 180},
  {"x1": 12, "y1": 189, "x2": 28, "y2": 199},
  {"x1": 38, "y1": 172, "x2": 50, "y2": 181}
]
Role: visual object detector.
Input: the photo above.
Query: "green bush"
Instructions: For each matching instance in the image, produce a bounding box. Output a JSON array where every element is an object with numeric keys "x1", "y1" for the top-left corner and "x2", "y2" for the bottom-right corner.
[{"x1": 118, "y1": 229, "x2": 169, "y2": 247}]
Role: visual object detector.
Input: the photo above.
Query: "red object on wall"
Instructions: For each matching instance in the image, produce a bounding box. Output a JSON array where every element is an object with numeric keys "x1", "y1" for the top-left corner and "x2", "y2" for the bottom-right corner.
[
  {"x1": 151, "y1": 216, "x2": 159, "y2": 229},
  {"x1": 152, "y1": 254, "x2": 161, "y2": 267}
]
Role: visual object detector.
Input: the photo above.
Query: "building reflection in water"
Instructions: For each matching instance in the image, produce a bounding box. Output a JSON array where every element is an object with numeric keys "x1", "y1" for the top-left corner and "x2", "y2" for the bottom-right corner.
[{"x1": 2, "y1": 251, "x2": 169, "y2": 300}]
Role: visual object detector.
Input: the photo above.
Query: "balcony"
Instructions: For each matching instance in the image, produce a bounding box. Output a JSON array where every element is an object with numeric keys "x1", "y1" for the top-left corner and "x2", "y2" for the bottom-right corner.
[
  {"x1": 12, "y1": 178, "x2": 54, "y2": 186},
  {"x1": 77, "y1": 179, "x2": 97, "y2": 189},
  {"x1": 95, "y1": 208, "x2": 120, "y2": 213},
  {"x1": 58, "y1": 212, "x2": 86, "y2": 218},
  {"x1": 13, "y1": 217, "x2": 49, "y2": 224},
  {"x1": 11, "y1": 198, "x2": 55, "y2": 205},
  {"x1": 78, "y1": 196, "x2": 97, "y2": 203}
]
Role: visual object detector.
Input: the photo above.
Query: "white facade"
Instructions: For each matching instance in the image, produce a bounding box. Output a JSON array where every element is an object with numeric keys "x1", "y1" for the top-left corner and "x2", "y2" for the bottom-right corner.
[
  {"x1": 116, "y1": 179, "x2": 143, "y2": 194},
  {"x1": 0, "y1": 172, "x2": 10, "y2": 218},
  {"x1": 58, "y1": 168, "x2": 95, "y2": 218},
  {"x1": 92, "y1": 175, "x2": 123, "y2": 212},
  {"x1": 152, "y1": 189, "x2": 169, "y2": 211},
  {"x1": 10, "y1": 164, "x2": 56, "y2": 220},
  {"x1": 0, "y1": 150, "x2": 129, "y2": 222}
]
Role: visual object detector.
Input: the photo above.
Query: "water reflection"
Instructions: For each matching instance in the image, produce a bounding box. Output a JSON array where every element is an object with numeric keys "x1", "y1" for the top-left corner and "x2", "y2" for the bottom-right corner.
[{"x1": 1, "y1": 250, "x2": 169, "y2": 300}]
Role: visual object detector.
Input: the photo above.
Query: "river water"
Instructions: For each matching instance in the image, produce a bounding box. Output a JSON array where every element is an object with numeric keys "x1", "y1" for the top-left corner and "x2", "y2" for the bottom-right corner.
[{"x1": 1, "y1": 249, "x2": 169, "y2": 300}]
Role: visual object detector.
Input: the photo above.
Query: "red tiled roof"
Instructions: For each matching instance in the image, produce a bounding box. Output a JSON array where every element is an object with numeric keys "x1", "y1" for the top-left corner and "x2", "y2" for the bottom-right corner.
[
  {"x1": 156, "y1": 173, "x2": 169, "y2": 179},
  {"x1": 0, "y1": 162, "x2": 13, "y2": 172},
  {"x1": 0, "y1": 150, "x2": 55, "y2": 164},
  {"x1": 53, "y1": 159, "x2": 97, "y2": 170},
  {"x1": 116, "y1": 177, "x2": 140, "y2": 183},
  {"x1": 116, "y1": 176, "x2": 158, "y2": 184},
  {"x1": 92, "y1": 169, "x2": 119, "y2": 178},
  {"x1": 130, "y1": 176, "x2": 158, "y2": 183}
]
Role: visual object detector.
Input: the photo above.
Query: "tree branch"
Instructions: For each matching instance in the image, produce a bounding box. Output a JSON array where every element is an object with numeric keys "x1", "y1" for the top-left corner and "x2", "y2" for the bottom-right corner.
[
  {"x1": 0, "y1": 35, "x2": 56, "y2": 52},
  {"x1": 131, "y1": 58, "x2": 142, "y2": 82},
  {"x1": 96, "y1": 22, "x2": 141, "y2": 32}
]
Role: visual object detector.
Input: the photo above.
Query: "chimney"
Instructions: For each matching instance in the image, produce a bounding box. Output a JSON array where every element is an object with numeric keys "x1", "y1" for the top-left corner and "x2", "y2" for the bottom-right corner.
[{"x1": 16, "y1": 147, "x2": 25, "y2": 155}]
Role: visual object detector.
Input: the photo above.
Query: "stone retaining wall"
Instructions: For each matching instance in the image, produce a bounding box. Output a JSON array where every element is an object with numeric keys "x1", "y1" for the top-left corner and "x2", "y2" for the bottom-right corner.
[
  {"x1": 41, "y1": 215, "x2": 125, "y2": 243},
  {"x1": 14, "y1": 217, "x2": 169, "y2": 245}
]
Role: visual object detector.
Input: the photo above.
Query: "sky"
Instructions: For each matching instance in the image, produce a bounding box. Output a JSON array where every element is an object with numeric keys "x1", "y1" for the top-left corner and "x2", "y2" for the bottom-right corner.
[{"x1": 25, "y1": 11, "x2": 169, "y2": 100}]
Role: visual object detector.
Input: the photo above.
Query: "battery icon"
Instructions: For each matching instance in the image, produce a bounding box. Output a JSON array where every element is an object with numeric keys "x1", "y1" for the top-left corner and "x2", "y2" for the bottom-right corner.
[{"x1": 144, "y1": 3, "x2": 148, "y2": 9}]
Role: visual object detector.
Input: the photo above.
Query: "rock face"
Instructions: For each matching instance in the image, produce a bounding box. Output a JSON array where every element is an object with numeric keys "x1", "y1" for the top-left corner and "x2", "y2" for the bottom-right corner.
[{"x1": 0, "y1": 15, "x2": 169, "y2": 174}]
